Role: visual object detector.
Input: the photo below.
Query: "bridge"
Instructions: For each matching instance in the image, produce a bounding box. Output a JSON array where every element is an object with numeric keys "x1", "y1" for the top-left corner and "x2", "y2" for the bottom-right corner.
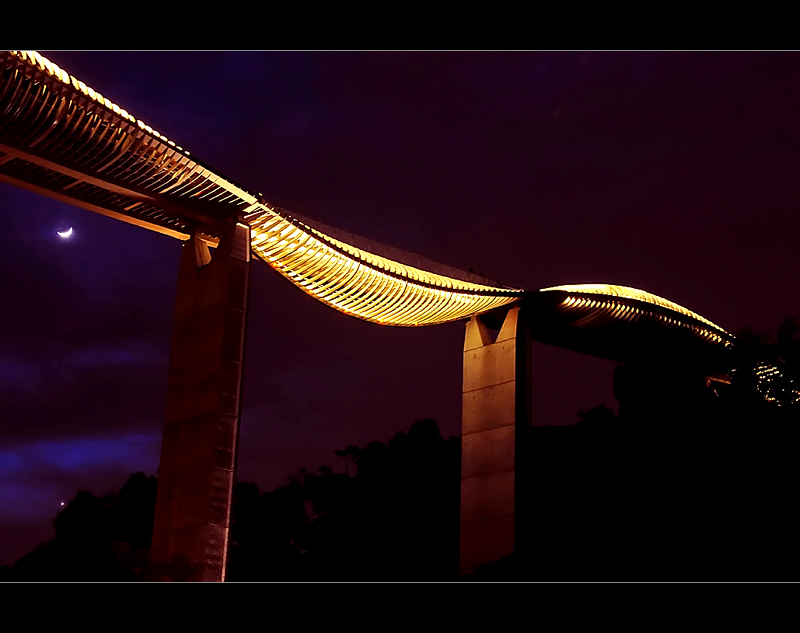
[{"x1": 0, "y1": 51, "x2": 736, "y2": 580}]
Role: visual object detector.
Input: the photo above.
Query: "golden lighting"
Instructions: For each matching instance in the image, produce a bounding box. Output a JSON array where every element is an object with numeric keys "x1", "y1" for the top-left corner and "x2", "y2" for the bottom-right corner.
[
  {"x1": 541, "y1": 283, "x2": 732, "y2": 344},
  {"x1": 7, "y1": 51, "x2": 522, "y2": 327},
  {"x1": 3, "y1": 52, "x2": 735, "y2": 337},
  {"x1": 10, "y1": 51, "x2": 183, "y2": 153},
  {"x1": 247, "y1": 208, "x2": 521, "y2": 326}
]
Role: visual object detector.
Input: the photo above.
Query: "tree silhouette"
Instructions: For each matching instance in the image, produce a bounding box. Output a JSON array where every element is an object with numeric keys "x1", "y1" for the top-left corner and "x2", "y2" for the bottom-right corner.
[
  {"x1": 10, "y1": 474, "x2": 157, "y2": 581},
  {"x1": 470, "y1": 319, "x2": 800, "y2": 581},
  {"x1": 226, "y1": 418, "x2": 460, "y2": 581},
  {"x1": 8, "y1": 319, "x2": 800, "y2": 581}
]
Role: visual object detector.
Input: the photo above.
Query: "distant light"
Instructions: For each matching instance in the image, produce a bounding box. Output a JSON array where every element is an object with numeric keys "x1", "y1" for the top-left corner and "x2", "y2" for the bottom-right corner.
[
  {"x1": 60, "y1": 502, "x2": 65, "y2": 506},
  {"x1": 57, "y1": 227, "x2": 74, "y2": 238}
]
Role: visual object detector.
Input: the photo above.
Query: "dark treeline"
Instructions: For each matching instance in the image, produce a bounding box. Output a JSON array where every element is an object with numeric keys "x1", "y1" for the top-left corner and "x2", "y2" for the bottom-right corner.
[
  {"x1": 3, "y1": 318, "x2": 799, "y2": 581},
  {"x1": 3, "y1": 472, "x2": 158, "y2": 581},
  {"x1": 484, "y1": 316, "x2": 800, "y2": 581},
  {"x1": 227, "y1": 418, "x2": 460, "y2": 581},
  {"x1": 3, "y1": 419, "x2": 460, "y2": 581}
]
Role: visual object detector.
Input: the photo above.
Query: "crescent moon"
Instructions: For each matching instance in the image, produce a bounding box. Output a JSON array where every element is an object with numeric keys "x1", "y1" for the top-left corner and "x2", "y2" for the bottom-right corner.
[{"x1": 57, "y1": 227, "x2": 73, "y2": 238}]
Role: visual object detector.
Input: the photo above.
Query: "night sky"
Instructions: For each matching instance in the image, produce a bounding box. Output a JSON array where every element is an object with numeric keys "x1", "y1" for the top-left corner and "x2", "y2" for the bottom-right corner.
[{"x1": 2, "y1": 51, "x2": 800, "y2": 566}]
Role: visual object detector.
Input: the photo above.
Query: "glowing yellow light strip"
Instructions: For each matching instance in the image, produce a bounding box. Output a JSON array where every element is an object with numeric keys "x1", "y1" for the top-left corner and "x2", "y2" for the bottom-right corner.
[
  {"x1": 542, "y1": 283, "x2": 731, "y2": 344},
  {"x1": 541, "y1": 284, "x2": 729, "y2": 334},
  {"x1": 6, "y1": 51, "x2": 521, "y2": 326},
  {"x1": 248, "y1": 208, "x2": 521, "y2": 326},
  {"x1": 9, "y1": 52, "x2": 732, "y2": 335},
  {"x1": 10, "y1": 51, "x2": 187, "y2": 153}
]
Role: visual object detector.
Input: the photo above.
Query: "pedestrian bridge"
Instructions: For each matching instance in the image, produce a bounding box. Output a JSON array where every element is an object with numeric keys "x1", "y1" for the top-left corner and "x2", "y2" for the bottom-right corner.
[
  {"x1": 0, "y1": 50, "x2": 739, "y2": 580},
  {"x1": 0, "y1": 50, "x2": 732, "y2": 356}
]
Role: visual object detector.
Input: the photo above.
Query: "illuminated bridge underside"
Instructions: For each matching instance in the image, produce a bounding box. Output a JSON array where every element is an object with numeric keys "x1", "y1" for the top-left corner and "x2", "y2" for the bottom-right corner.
[
  {"x1": 531, "y1": 284, "x2": 734, "y2": 372},
  {"x1": 247, "y1": 208, "x2": 521, "y2": 326},
  {"x1": 1, "y1": 51, "x2": 734, "y2": 345},
  {"x1": 0, "y1": 50, "x2": 521, "y2": 327}
]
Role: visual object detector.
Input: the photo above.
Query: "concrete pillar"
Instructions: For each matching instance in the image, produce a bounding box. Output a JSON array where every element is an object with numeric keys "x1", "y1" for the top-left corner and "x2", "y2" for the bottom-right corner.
[
  {"x1": 460, "y1": 304, "x2": 531, "y2": 577},
  {"x1": 151, "y1": 220, "x2": 251, "y2": 582}
]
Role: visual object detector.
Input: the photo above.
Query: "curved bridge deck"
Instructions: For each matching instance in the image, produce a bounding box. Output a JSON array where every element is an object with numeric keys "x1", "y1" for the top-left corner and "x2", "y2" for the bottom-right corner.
[{"x1": 0, "y1": 50, "x2": 733, "y2": 359}]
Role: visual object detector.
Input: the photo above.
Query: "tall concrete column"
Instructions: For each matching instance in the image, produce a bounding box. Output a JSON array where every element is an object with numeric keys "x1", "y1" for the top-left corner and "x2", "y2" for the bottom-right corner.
[
  {"x1": 460, "y1": 304, "x2": 531, "y2": 577},
  {"x1": 151, "y1": 220, "x2": 251, "y2": 582}
]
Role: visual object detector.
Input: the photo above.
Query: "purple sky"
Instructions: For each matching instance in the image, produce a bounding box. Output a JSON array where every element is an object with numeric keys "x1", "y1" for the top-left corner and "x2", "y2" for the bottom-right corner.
[{"x1": 2, "y1": 51, "x2": 800, "y2": 565}]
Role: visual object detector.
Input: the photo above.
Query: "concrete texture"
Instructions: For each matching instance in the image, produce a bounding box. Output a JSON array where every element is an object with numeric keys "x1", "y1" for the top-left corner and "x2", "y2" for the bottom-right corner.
[
  {"x1": 151, "y1": 221, "x2": 250, "y2": 582},
  {"x1": 460, "y1": 304, "x2": 531, "y2": 576}
]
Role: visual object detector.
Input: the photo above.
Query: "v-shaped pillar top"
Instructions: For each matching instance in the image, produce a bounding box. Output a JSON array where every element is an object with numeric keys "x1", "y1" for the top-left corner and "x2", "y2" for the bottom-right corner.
[{"x1": 460, "y1": 303, "x2": 531, "y2": 577}]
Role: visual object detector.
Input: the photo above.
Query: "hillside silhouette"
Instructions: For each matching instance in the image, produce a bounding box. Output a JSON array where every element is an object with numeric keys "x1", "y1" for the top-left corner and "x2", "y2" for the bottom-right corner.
[
  {"x1": 5, "y1": 318, "x2": 800, "y2": 581},
  {"x1": 470, "y1": 317, "x2": 800, "y2": 580},
  {"x1": 5, "y1": 419, "x2": 460, "y2": 581}
]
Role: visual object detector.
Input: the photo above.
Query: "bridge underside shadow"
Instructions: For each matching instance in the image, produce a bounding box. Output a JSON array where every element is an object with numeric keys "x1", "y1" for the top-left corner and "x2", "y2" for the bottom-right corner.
[{"x1": 458, "y1": 297, "x2": 734, "y2": 578}]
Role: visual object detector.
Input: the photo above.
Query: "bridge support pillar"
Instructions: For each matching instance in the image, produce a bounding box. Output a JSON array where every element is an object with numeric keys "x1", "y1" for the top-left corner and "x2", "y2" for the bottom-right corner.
[
  {"x1": 460, "y1": 304, "x2": 531, "y2": 577},
  {"x1": 151, "y1": 221, "x2": 251, "y2": 582}
]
